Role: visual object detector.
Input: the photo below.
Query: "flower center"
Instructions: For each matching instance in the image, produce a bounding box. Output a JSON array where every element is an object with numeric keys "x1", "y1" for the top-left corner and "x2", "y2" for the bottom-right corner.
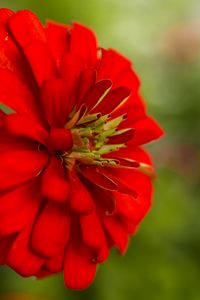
[{"x1": 62, "y1": 113, "x2": 130, "y2": 169}]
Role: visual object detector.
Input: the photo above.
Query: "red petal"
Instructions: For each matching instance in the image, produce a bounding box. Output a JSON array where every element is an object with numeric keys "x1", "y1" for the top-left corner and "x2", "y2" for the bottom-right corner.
[
  {"x1": 108, "y1": 128, "x2": 134, "y2": 144},
  {"x1": 0, "y1": 180, "x2": 41, "y2": 235},
  {"x1": 0, "y1": 8, "x2": 14, "y2": 23},
  {"x1": 9, "y1": 10, "x2": 46, "y2": 46},
  {"x1": 115, "y1": 192, "x2": 137, "y2": 221},
  {"x1": 0, "y1": 109, "x2": 5, "y2": 122},
  {"x1": 9, "y1": 10, "x2": 56, "y2": 85},
  {"x1": 120, "y1": 217, "x2": 138, "y2": 235},
  {"x1": 96, "y1": 245, "x2": 109, "y2": 263},
  {"x1": 91, "y1": 86, "x2": 131, "y2": 115},
  {"x1": 60, "y1": 53, "x2": 85, "y2": 112},
  {"x1": 7, "y1": 225, "x2": 44, "y2": 277},
  {"x1": 47, "y1": 128, "x2": 73, "y2": 153},
  {"x1": 0, "y1": 235, "x2": 14, "y2": 264},
  {"x1": 44, "y1": 252, "x2": 64, "y2": 273},
  {"x1": 0, "y1": 10, "x2": 38, "y2": 92},
  {"x1": 112, "y1": 93, "x2": 146, "y2": 123},
  {"x1": 0, "y1": 69, "x2": 39, "y2": 120},
  {"x1": 41, "y1": 78, "x2": 72, "y2": 127},
  {"x1": 4, "y1": 113, "x2": 48, "y2": 144},
  {"x1": 85, "y1": 181, "x2": 116, "y2": 215},
  {"x1": 60, "y1": 52, "x2": 84, "y2": 82},
  {"x1": 105, "y1": 145, "x2": 153, "y2": 166},
  {"x1": 102, "y1": 167, "x2": 153, "y2": 223},
  {"x1": 80, "y1": 211, "x2": 106, "y2": 249},
  {"x1": 41, "y1": 157, "x2": 69, "y2": 203},
  {"x1": 64, "y1": 243, "x2": 97, "y2": 290},
  {"x1": 23, "y1": 42, "x2": 57, "y2": 86},
  {"x1": 46, "y1": 20, "x2": 70, "y2": 67},
  {"x1": 79, "y1": 165, "x2": 118, "y2": 191},
  {"x1": 0, "y1": 150, "x2": 48, "y2": 192},
  {"x1": 0, "y1": 130, "x2": 36, "y2": 152},
  {"x1": 102, "y1": 215, "x2": 129, "y2": 254},
  {"x1": 129, "y1": 117, "x2": 164, "y2": 146},
  {"x1": 83, "y1": 79, "x2": 112, "y2": 111},
  {"x1": 70, "y1": 22, "x2": 98, "y2": 66},
  {"x1": 36, "y1": 267, "x2": 53, "y2": 278},
  {"x1": 69, "y1": 173, "x2": 94, "y2": 214},
  {"x1": 76, "y1": 68, "x2": 96, "y2": 107},
  {"x1": 97, "y1": 48, "x2": 140, "y2": 90},
  {"x1": 64, "y1": 222, "x2": 97, "y2": 291},
  {"x1": 31, "y1": 201, "x2": 70, "y2": 257}
]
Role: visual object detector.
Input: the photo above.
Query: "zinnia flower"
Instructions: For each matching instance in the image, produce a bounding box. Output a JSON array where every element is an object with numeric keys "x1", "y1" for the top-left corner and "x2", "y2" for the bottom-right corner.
[{"x1": 0, "y1": 9, "x2": 163, "y2": 290}]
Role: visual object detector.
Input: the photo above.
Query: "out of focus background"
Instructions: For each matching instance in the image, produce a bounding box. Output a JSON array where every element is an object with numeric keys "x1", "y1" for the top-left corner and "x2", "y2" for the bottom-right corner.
[{"x1": 0, "y1": 0, "x2": 200, "y2": 299}]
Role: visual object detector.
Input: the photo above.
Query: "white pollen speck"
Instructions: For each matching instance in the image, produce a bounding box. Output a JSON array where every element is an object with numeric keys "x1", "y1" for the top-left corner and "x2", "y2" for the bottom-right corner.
[{"x1": 5, "y1": 35, "x2": 8, "y2": 41}]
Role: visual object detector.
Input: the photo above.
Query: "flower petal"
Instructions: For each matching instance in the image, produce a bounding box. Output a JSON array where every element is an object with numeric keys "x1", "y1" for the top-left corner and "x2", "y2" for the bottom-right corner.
[
  {"x1": 0, "y1": 235, "x2": 14, "y2": 264},
  {"x1": 9, "y1": 10, "x2": 56, "y2": 85},
  {"x1": 120, "y1": 217, "x2": 138, "y2": 235},
  {"x1": 129, "y1": 116, "x2": 164, "y2": 145},
  {"x1": 69, "y1": 173, "x2": 94, "y2": 214},
  {"x1": 4, "y1": 113, "x2": 48, "y2": 144},
  {"x1": 102, "y1": 167, "x2": 153, "y2": 223},
  {"x1": 44, "y1": 252, "x2": 64, "y2": 273},
  {"x1": 96, "y1": 245, "x2": 109, "y2": 263},
  {"x1": 91, "y1": 86, "x2": 131, "y2": 115},
  {"x1": 46, "y1": 20, "x2": 70, "y2": 67},
  {"x1": 0, "y1": 8, "x2": 14, "y2": 23},
  {"x1": 41, "y1": 78, "x2": 72, "y2": 127},
  {"x1": 7, "y1": 224, "x2": 44, "y2": 277},
  {"x1": 76, "y1": 68, "x2": 96, "y2": 107},
  {"x1": 79, "y1": 165, "x2": 118, "y2": 191},
  {"x1": 102, "y1": 215, "x2": 129, "y2": 254},
  {"x1": 0, "y1": 180, "x2": 41, "y2": 235},
  {"x1": 105, "y1": 145, "x2": 153, "y2": 165},
  {"x1": 80, "y1": 211, "x2": 106, "y2": 249},
  {"x1": 64, "y1": 218, "x2": 97, "y2": 290},
  {"x1": 0, "y1": 150, "x2": 48, "y2": 192},
  {"x1": 64, "y1": 242, "x2": 97, "y2": 290},
  {"x1": 60, "y1": 53, "x2": 85, "y2": 113},
  {"x1": 97, "y1": 48, "x2": 140, "y2": 90},
  {"x1": 115, "y1": 192, "x2": 139, "y2": 222},
  {"x1": 0, "y1": 69, "x2": 39, "y2": 120},
  {"x1": 0, "y1": 130, "x2": 36, "y2": 152},
  {"x1": 83, "y1": 79, "x2": 112, "y2": 111},
  {"x1": 70, "y1": 22, "x2": 98, "y2": 66},
  {"x1": 31, "y1": 201, "x2": 70, "y2": 257},
  {"x1": 41, "y1": 157, "x2": 70, "y2": 203}
]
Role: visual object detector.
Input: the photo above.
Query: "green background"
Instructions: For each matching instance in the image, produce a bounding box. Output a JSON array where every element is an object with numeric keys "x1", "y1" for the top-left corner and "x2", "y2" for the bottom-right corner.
[{"x1": 0, "y1": 0, "x2": 200, "y2": 299}]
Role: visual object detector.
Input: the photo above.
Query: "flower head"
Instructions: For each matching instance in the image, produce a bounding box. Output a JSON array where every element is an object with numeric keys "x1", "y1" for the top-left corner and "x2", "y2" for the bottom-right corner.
[{"x1": 0, "y1": 9, "x2": 163, "y2": 290}]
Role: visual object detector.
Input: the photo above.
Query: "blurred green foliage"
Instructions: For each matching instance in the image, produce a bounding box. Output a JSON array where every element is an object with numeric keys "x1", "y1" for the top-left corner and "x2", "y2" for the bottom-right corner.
[{"x1": 0, "y1": 0, "x2": 200, "y2": 299}]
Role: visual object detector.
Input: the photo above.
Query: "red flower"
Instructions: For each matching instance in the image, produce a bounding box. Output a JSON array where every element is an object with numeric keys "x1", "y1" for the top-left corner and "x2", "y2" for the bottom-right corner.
[{"x1": 0, "y1": 9, "x2": 163, "y2": 290}]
